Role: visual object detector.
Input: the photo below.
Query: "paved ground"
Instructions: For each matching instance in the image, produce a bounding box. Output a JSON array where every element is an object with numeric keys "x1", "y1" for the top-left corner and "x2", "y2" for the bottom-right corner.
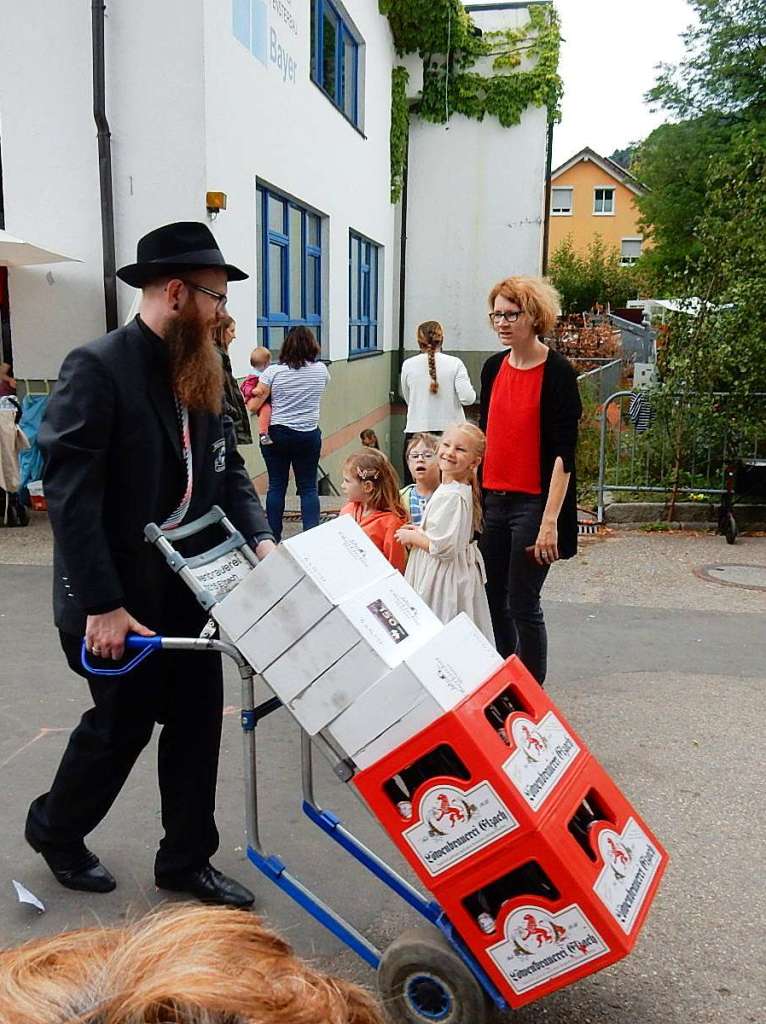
[{"x1": 1, "y1": 516, "x2": 764, "y2": 1023}]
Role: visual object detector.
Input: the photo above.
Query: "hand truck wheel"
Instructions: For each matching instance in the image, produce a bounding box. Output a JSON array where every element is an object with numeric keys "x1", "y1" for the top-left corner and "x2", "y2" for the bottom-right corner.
[{"x1": 377, "y1": 926, "x2": 490, "y2": 1024}]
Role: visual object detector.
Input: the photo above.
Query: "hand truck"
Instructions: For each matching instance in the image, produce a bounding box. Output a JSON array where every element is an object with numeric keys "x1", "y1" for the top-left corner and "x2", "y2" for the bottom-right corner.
[{"x1": 81, "y1": 505, "x2": 506, "y2": 1024}]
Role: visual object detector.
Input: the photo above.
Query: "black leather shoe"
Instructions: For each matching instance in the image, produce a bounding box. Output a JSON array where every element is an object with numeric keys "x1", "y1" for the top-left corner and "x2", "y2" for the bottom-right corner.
[
  {"x1": 155, "y1": 863, "x2": 255, "y2": 908},
  {"x1": 25, "y1": 829, "x2": 116, "y2": 893}
]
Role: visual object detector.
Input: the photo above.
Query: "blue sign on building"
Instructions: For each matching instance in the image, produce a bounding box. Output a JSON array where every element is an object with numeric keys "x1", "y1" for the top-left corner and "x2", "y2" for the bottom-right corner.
[{"x1": 233, "y1": 0, "x2": 268, "y2": 66}]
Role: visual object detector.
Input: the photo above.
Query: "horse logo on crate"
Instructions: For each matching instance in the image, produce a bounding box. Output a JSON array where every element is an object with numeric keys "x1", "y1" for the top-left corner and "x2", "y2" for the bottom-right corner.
[
  {"x1": 594, "y1": 820, "x2": 664, "y2": 934},
  {"x1": 403, "y1": 782, "x2": 519, "y2": 877},
  {"x1": 488, "y1": 904, "x2": 609, "y2": 995},
  {"x1": 427, "y1": 792, "x2": 476, "y2": 836},
  {"x1": 519, "y1": 723, "x2": 548, "y2": 763}
]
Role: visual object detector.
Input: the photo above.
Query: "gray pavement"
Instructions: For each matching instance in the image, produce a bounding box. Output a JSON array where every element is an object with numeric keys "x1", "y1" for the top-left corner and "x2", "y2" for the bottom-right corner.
[{"x1": 1, "y1": 521, "x2": 765, "y2": 1022}]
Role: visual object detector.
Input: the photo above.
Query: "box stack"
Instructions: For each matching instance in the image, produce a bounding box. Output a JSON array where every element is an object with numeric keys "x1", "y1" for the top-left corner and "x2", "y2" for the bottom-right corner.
[
  {"x1": 212, "y1": 516, "x2": 498, "y2": 753},
  {"x1": 353, "y1": 655, "x2": 668, "y2": 1008}
]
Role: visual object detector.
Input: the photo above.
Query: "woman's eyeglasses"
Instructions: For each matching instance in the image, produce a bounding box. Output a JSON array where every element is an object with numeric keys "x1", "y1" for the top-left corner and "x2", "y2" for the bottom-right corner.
[
  {"x1": 408, "y1": 451, "x2": 436, "y2": 461},
  {"x1": 488, "y1": 310, "x2": 522, "y2": 325}
]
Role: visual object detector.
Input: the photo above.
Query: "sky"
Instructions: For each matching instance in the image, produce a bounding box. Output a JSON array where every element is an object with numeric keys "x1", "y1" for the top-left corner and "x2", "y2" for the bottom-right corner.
[{"x1": 551, "y1": 0, "x2": 696, "y2": 166}]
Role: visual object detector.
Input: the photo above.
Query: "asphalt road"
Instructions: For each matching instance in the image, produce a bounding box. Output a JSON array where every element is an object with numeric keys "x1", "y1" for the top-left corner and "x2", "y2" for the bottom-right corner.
[{"x1": 1, "y1": 533, "x2": 765, "y2": 1023}]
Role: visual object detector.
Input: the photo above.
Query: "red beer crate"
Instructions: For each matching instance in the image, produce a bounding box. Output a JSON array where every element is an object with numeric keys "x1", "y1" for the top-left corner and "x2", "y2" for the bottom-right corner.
[
  {"x1": 354, "y1": 656, "x2": 592, "y2": 889},
  {"x1": 429, "y1": 759, "x2": 668, "y2": 1007},
  {"x1": 354, "y1": 656, "x2": 668, "y2": 1008}
]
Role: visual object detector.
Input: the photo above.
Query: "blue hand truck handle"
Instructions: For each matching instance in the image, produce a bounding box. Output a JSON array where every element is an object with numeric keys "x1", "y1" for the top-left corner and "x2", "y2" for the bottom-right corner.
[{"x1": 80, "y1": 634, "x2": 163, "y2": 676}]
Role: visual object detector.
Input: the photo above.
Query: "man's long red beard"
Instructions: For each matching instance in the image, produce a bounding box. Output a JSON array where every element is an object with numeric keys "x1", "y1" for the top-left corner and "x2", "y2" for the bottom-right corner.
[{"x1": 164, "y1": 305, "x2": 224, "y2": 414}]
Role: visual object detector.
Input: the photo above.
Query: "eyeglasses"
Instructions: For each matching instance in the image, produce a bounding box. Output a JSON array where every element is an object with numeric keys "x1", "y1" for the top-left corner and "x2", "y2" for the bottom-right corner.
[
  {"x1": 408, "y1": 451, "x2": 436, "y2": 461},
  {"x1": 181, "y1": 280, "x2": 228, "y2": 311},
  {"x1": 488, "y1": 310, "x2": 522, "y2": 325}
]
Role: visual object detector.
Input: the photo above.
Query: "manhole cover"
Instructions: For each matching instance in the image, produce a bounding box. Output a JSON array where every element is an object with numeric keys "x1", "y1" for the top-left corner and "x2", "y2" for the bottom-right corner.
[{"x1": 696, "y1": 564, "x2": 766, "y2": 592}]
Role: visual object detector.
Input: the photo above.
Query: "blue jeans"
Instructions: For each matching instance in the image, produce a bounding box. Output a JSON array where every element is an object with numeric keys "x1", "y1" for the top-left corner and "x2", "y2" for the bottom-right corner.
[
  {"x1": 261, "y1": 424, "x2": 322, "y2": 542},
  {"x1": 479, "y1": 492, "x2": 550, "y2": 684}
]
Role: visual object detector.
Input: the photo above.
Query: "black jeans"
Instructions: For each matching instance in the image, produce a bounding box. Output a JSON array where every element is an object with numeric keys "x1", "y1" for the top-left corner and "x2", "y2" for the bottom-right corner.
[
  {"x1": 26, "y1": 626, "x2": 223, "y2": 877},
  {"x1": 261, "y1": 424, "x2": 322, "y2": 542},
  {"x1": 479, "y1": 492, "x2": 550, "y2": 684}
]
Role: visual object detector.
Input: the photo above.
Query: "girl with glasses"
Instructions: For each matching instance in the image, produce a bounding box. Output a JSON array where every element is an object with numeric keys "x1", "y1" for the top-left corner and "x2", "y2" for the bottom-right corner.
[{"x1": 399, "y1": 432, "x2": 440, "y2": 526}]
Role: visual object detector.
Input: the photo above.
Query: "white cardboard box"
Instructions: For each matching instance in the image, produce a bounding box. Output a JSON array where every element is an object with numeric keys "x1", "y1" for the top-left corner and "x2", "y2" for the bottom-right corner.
[
  {"x1": 324, "y1": 613, "x2": 503, "y2": 761},
  {"x1": 212, "y1": 515, "x2": 396, "y2": 659},
  {"x1": 352, "y1": 698, "x2": 443, "y2": 770}
]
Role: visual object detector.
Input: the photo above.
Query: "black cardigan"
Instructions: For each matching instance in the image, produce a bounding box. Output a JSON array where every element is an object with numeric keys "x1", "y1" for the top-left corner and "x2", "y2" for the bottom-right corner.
[{"x1": 479, "y1": 347, "x2": 583, "y2": 559}]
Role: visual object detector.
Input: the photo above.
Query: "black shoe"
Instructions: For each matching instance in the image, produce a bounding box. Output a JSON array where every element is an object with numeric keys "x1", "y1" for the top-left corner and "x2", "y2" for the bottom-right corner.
[
  {"x1": 155, "y1": 863, "x2": 255, "y2": 908},
  {"x1": 25, "y1": 828, "x2": 116, "y2": 893}
]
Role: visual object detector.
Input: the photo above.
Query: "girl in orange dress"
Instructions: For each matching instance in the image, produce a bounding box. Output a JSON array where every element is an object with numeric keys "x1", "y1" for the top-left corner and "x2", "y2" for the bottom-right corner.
[{"x1": 340, "y1": 449, "x2": 408, "y2": 572}]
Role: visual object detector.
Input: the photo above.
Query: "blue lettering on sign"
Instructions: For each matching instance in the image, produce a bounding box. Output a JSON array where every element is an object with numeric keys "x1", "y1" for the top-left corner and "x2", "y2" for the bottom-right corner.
[{"x1": 269, "y1": 27, "x2": 297, "y2": 82}]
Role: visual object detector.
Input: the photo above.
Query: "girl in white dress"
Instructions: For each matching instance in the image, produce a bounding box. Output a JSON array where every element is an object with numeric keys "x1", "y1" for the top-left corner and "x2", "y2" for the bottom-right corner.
[{"x1": 396, "y1": 423, "x2": 494, "y2": 643}]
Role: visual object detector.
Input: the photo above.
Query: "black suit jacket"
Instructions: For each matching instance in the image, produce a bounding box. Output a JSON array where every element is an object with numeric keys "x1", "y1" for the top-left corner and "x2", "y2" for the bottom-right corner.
[
  {"x1": 40, "y1": 317, "x2": 273, "y2": 636},
  {"x1": 479, "y1": 347, "x2": 582, "y2": 559}
]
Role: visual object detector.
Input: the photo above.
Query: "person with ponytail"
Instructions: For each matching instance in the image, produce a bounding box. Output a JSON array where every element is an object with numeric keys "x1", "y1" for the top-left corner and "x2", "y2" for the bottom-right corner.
[
  {"x1": 396, "y1": 423, "x2": 494, "y2": 642},
  {"x1": 399, "y1": 321, "x2": 476, "y2": 483}
]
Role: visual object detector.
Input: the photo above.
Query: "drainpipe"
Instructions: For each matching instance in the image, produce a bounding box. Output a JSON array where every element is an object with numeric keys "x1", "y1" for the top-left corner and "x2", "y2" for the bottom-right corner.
[
  {"x1": 395, "y1": 134, "x2": 410, "y2": 393},
  {"x1": 541, "y1": 118, "x2": 554, "y2": 276},
  {"x1": 92, "y1": 0, "x2": 118, "y2": 331}
]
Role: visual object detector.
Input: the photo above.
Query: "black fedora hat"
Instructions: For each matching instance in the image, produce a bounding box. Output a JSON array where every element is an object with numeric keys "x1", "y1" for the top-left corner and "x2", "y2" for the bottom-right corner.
[{"x1": 116, "y1": 221, "x2": 248, "y2": 287}]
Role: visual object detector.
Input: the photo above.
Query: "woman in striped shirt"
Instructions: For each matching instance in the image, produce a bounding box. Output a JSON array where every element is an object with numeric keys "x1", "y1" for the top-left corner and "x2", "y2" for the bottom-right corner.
[{"x1": 246, "y1": 327, "x2": 329, "y2": 541}]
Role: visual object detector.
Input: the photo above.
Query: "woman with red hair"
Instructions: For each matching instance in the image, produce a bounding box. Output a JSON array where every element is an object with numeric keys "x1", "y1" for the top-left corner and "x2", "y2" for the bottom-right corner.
[{"x1": 479, "y1": 276, "x2": 582, "y2": 685}]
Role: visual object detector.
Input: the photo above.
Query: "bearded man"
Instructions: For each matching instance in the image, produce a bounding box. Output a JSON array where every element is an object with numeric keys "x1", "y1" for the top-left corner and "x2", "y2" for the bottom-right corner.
[{"x1": 25, "y1": 222, "x2": 275, "y2": 908}]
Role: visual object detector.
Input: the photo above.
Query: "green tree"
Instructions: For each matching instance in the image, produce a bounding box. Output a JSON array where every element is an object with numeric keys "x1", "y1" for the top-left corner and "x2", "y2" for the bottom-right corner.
[
  {"x1": 632, "y1": 113, "x2": 735, "y2": 285},
  {"x1": 548, "y1": 236, "x2": 640, "y2": 314}
]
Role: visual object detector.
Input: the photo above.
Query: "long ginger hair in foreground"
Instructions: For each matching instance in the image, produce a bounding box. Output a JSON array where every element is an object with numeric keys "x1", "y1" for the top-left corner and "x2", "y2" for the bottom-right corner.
[{"x1": 0, "y1": 903, "x2": 384, "y2": 1024}]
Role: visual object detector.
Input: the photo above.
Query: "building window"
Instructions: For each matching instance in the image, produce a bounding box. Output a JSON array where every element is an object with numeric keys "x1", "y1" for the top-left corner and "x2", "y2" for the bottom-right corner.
[
  {"x1": 310, "y1": 0, "x2": 361, "y2": 127},
  {"x1": 620, "y1": 238, "x2": 642, "y2": 265},
  {"x1": 256, "y1": 185, "x2": 322, "y2": 351},
  {"x1": 594, "y1": 187, "x2": 615, "y2": 215},
  {"x1": 349, "y1": 231, "x2": 380, "y2": 356},
  {"x1": 551, "y1": 186, "x2": 573, "y2": 215}
]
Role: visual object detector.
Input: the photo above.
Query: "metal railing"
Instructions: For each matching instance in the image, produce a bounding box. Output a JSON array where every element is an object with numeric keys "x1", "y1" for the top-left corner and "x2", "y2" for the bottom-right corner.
[
  {"x1": 608, "y1": 314, "x2": 656, "y2": 364},
  {"x1": 576, "y1": 359, "x2": 622, "y2": 404},
  {"x1": 596, "y1": 390, "x2": 766, "y2": 523}
]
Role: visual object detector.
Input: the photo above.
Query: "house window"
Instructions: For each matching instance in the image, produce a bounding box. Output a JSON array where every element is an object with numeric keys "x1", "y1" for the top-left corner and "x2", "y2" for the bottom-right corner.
[
  {"x1": 551, "y1": 187, "x2": 573, "y2": 215},
  {"x1": 256, "y1": 185, "x2": 322, "y2": 351},
  {"x1": 311, "y1": 0, "x2": 361, "y2": 127},
  {"x1": 594, "y1": 187, "x2": 615, "y2": 215},
  {"x1": 349, "y1": 231, "x2": 380, "y2": 356},
  {"x1": 620, "y1": 238, "x2": 642, "y2": 265}
]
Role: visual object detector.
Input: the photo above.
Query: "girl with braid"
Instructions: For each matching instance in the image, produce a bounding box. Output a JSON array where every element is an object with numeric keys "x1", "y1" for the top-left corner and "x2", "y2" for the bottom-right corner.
[{"x1": 399, "y1": 320, "x2": 476, "y2": 482}]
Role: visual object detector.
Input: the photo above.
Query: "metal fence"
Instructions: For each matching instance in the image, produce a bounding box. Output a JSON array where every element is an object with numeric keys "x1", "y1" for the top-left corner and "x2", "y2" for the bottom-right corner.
[
  {"x1": 608, "y1": 314, "x2": 656, "y2": 364},
  {"x1": 596, "y1": 390, "x2": 766, "y2": 523},
  {"x1": 575, "y1": 359, "x2": 622, "y2": 404}
]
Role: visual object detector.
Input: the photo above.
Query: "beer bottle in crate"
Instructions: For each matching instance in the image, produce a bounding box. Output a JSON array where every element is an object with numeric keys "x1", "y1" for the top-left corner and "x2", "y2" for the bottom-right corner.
[
  {"x1": 383, "y1": 744, "x2": 470, "y2": 819},
  {"x1": 484, "y1": 685, "x2": 530, "y2": 745},
  {"x1": 464, "y1": 861, "x2": 560, "y2": 934},
  {"x1": 567, "y1": 791, "x2": 609, "y2": 861}
]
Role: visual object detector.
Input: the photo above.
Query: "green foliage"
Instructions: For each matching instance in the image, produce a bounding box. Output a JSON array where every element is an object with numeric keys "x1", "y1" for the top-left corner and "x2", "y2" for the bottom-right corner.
[
  {"x1": 647, "y1": 0, "x2": 766, "y2": 119},
  {"x1": 548, "y1": 236, "x2": 641, "y2": 314},
  {"x1": 607, "y1": 144, "x2": 639, "y2": 170},
  {"x1": 380, "y1": 1, "x2": 563, "y2": 201},
  {"x1": 390, "y1": 66, "x2": 410, "y2": 203},
  {"x1": 632, "y1": 114, "x2": 736, "y2": 286}
]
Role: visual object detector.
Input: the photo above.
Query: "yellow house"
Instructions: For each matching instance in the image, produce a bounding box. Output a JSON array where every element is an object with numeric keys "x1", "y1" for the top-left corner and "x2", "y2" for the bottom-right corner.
[{"x1": 547, "y1": 147, "x2": 648, "y2": 266}]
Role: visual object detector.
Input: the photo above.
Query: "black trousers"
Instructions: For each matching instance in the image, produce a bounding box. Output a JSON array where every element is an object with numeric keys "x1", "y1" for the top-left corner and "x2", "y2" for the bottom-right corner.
[
  {"x1": 26, "y1": 622, "x2": 223, "y2": 877},
  {"x1": 479, "y1": 492, "x2": 550, "y2": 684}
]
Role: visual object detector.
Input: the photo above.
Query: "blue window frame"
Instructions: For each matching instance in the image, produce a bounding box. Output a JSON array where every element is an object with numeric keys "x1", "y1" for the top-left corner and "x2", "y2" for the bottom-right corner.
[
  {"x1": 349, "y1": 231, "x2": 380, "y2": 356},
  {"x1": 256, "y1": 185, "x2": 322, "y2": 351},
  {"x1": 311, "y1": 0, "x2": 360, "y2": 127}
]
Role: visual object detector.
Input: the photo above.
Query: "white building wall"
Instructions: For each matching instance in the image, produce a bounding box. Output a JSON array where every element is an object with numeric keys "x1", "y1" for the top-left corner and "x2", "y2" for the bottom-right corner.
[
  {"x1": 202, "y1": 0, "x2": 398, "y2": 375},
  {"x1": 0, "y1": 1, "x2": 105, "y2": 378},
  {"x1": 403, "y1": 5, "x2": 549, "y2": 353}
]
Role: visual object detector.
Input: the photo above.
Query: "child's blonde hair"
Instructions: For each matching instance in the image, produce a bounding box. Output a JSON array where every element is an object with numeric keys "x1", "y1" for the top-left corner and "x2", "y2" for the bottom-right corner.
[
  {"x1": 441, "y1": 422, "x2": 486, "y2": 531},
  {"x1": 250, "y1": 345, "x2": 271, "y2": 368},
  {"x1": 344, "y1": 449, "x2": 406, "y2": 518}
]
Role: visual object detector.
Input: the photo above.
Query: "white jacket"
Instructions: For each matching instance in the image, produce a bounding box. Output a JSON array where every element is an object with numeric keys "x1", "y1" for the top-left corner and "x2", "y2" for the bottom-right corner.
[{"x1": 400, "y1": 352, "x2": 476, "y2": 433}]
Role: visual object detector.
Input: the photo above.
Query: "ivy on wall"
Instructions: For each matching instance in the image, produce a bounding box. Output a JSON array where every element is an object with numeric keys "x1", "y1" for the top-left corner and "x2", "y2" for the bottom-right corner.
[{"x1": 381, "y1": 1, "x2": 563, "y2": 202}]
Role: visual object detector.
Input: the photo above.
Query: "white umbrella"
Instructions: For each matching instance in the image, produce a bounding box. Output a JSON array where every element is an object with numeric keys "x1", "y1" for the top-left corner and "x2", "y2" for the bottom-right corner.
[{"x1": 0, "y1": 228, "x2": 82, "y2": 267}]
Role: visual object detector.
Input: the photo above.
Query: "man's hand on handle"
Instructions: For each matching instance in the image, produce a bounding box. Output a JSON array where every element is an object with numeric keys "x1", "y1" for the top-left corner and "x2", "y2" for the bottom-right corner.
[{"x1": 85, "y1": 608, "x2": 155, "y2": 662}]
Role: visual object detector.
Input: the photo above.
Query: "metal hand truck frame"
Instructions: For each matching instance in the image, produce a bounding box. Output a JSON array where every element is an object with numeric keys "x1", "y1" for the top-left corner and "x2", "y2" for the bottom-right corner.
[{"x1": 82, "y1": 506, "x2": 506, "y2": 1024}]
